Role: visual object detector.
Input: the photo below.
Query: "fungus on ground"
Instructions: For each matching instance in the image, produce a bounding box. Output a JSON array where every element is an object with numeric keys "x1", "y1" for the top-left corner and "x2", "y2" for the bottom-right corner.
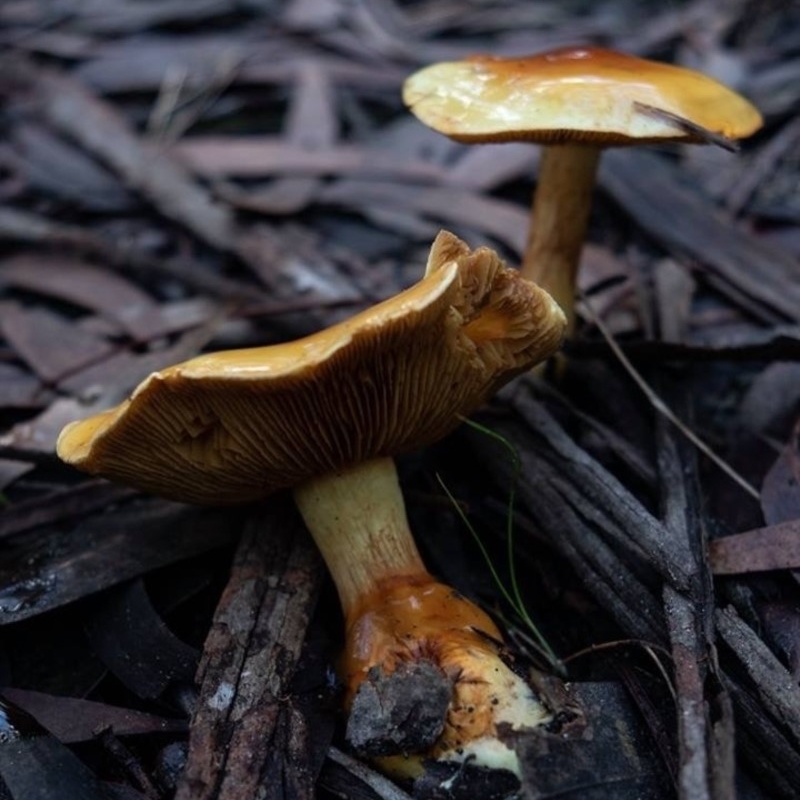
[
  {"x1": 57, "y1": 231, "x2": 566, "y2": 783},
  {"x1": 404, "y1": 46, "x2": 762, "y2": 332}
]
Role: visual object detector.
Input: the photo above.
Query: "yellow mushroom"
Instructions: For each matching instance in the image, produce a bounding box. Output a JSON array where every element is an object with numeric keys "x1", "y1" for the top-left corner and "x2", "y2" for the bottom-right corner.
[
  {"x1": 404, "y1": 46, "x2": 763, "y2": 332},
  {"x1": 57, "y1": 231, "x2": 566, "y2": 781}
]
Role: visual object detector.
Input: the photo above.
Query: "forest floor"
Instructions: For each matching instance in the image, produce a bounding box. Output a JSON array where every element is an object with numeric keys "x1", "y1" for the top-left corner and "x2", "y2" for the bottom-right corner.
[{"x1": 0, "y1": 1, "x2": 799, "y2": 798}]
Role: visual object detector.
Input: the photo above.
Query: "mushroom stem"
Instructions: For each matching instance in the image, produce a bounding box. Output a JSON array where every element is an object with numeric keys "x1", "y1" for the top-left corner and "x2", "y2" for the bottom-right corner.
[
  {"x1": 293, "y1": 457, "x2": 428, "y2": 616},
  {"x1": 293, "y1": 456, "x2": 551, "y2": 776},
  {"x1": 520, "y1": 144, "x2": 601, "y2": 333}
]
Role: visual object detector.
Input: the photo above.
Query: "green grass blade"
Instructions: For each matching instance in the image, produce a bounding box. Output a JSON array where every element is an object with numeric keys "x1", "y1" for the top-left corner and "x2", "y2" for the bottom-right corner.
[{"x1": 439, "y1": 417, "x2": 563, "y2": 673}]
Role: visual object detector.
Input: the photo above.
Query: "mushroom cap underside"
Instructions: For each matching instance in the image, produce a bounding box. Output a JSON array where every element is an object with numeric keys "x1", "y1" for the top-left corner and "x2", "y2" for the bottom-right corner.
[
  {"x1": 57, "y1": 231, "x2": 566, "y2": 505},
  {"x1": 403, "y1": 45, "x2": 762, "y2": 145}
]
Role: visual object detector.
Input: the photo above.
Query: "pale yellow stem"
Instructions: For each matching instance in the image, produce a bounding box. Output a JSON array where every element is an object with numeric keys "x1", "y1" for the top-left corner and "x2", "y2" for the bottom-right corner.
[
  {"x1": 520, "y1": 144, "x2": 601, "y2": 333},
  {"x1": 293, "y1": 457, "x2": 427, "y2": 616}
]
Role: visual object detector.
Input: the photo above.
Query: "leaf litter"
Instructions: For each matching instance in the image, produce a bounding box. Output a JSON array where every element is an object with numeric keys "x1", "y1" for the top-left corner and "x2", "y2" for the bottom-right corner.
[{"x1": 0, "y1": 0, "x2": 799, "y2": 798}]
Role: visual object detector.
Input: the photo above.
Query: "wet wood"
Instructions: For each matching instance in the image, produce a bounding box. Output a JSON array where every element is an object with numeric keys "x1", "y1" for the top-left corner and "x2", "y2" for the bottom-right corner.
[
  {"x1": 718, "y1": 606, "x2": 800, "y2": 797},
  {"x1": 0, "y1": 480, "x2": 136, "y2": 541},
  {"x1": 176, "y1": 503, "x2": 327, "y2": 800},
  {"x1": 0, "y1": 500, "x2": 241, "y2": 625},
  {"x1": 320, "y1": 747, "x2": 414, "y2": 800}
]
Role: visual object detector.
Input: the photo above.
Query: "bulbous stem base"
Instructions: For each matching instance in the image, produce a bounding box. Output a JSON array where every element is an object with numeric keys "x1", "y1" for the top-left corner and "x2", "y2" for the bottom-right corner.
[{"x1": 343, "y1": 577, "x2": 552, "y2": 778}]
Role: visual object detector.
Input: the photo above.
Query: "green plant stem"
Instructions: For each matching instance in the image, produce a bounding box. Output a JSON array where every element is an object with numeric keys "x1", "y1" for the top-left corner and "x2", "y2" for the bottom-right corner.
[{"x1": 438, "y1": 418, "x2": 563, "y2": 674}]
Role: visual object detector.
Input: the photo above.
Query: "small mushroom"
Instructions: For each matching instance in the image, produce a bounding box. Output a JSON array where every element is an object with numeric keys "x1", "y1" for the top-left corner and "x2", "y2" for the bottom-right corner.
[
  {"x1": 57, "y1": 231, "x2": 566, "y2": 779},
  {"x1": 404, "y1": 45, "x2": 763, "y2": 331}
]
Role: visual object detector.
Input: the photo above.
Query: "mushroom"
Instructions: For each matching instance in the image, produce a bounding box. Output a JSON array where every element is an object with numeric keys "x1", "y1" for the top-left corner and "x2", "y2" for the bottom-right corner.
[
  {"x1": 403, "y1": 45, "x2": 763, "y2": 331},
  {"x1": 57, "y1": 231, "x2": 566, "y2": 780}
]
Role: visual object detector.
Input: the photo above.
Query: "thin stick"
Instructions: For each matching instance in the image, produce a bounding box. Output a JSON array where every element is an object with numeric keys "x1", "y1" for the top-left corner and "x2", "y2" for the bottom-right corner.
[
  {"x1": 577, "y1": 294, "x2": 759, "y2": 500},
  {"x1": 562, "y1": 639, "x2": 676, "y2": 701}
]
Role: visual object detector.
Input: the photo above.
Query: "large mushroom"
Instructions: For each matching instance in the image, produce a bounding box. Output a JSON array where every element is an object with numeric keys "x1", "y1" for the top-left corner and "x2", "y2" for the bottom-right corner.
[
  {"x1": 57, "y1": 231, "x2": 566, "y2": 781},
  {"x1": 404, "y1": 45, "x2": 763, "y2": 332}
]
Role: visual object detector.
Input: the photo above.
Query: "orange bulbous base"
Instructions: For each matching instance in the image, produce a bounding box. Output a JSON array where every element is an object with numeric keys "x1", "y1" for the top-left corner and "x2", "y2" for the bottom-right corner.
[
  {"x1": 341, "y1": 575, "x2": 550, "y2": 777},
  {"x1": 343, "y1": 575, "x2": 502, "y2": 690}
]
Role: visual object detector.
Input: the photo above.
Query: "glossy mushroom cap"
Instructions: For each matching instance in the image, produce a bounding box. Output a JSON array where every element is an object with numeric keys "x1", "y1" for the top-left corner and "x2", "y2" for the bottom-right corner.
[
  {"x1": 403, "y1": 45, "x2": 763, "y2": 145},
  {"x1": 57, "y1": 231, "x2": 565, "y2": 504}
]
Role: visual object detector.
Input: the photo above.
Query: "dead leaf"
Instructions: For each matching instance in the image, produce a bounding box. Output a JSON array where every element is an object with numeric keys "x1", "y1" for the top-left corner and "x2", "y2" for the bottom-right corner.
[
  {"x1": 0, "y1": 255, "x2": 156, "y2": 339},
  {"x1": 0, "y1": 301, "x2": 115, "y2": 384},
  {"x1": 709, "y1": 521, "x2": 800, "y2": 574},
  {"x1": 1, "y1": 689, "x2": 186, "y2": 743},
  {"x1": 761, "y1": 422, "x2": 800, "y2": 525}
]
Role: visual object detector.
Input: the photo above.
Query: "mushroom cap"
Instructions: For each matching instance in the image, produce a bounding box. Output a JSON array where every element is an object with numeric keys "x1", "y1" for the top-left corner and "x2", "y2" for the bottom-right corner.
[
  {"x1": 57, "y1": 232, "x2": 565, "y2": 505},
  {"x1": 403, "y1": 45, "x2": 762, "y2": 145}
]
